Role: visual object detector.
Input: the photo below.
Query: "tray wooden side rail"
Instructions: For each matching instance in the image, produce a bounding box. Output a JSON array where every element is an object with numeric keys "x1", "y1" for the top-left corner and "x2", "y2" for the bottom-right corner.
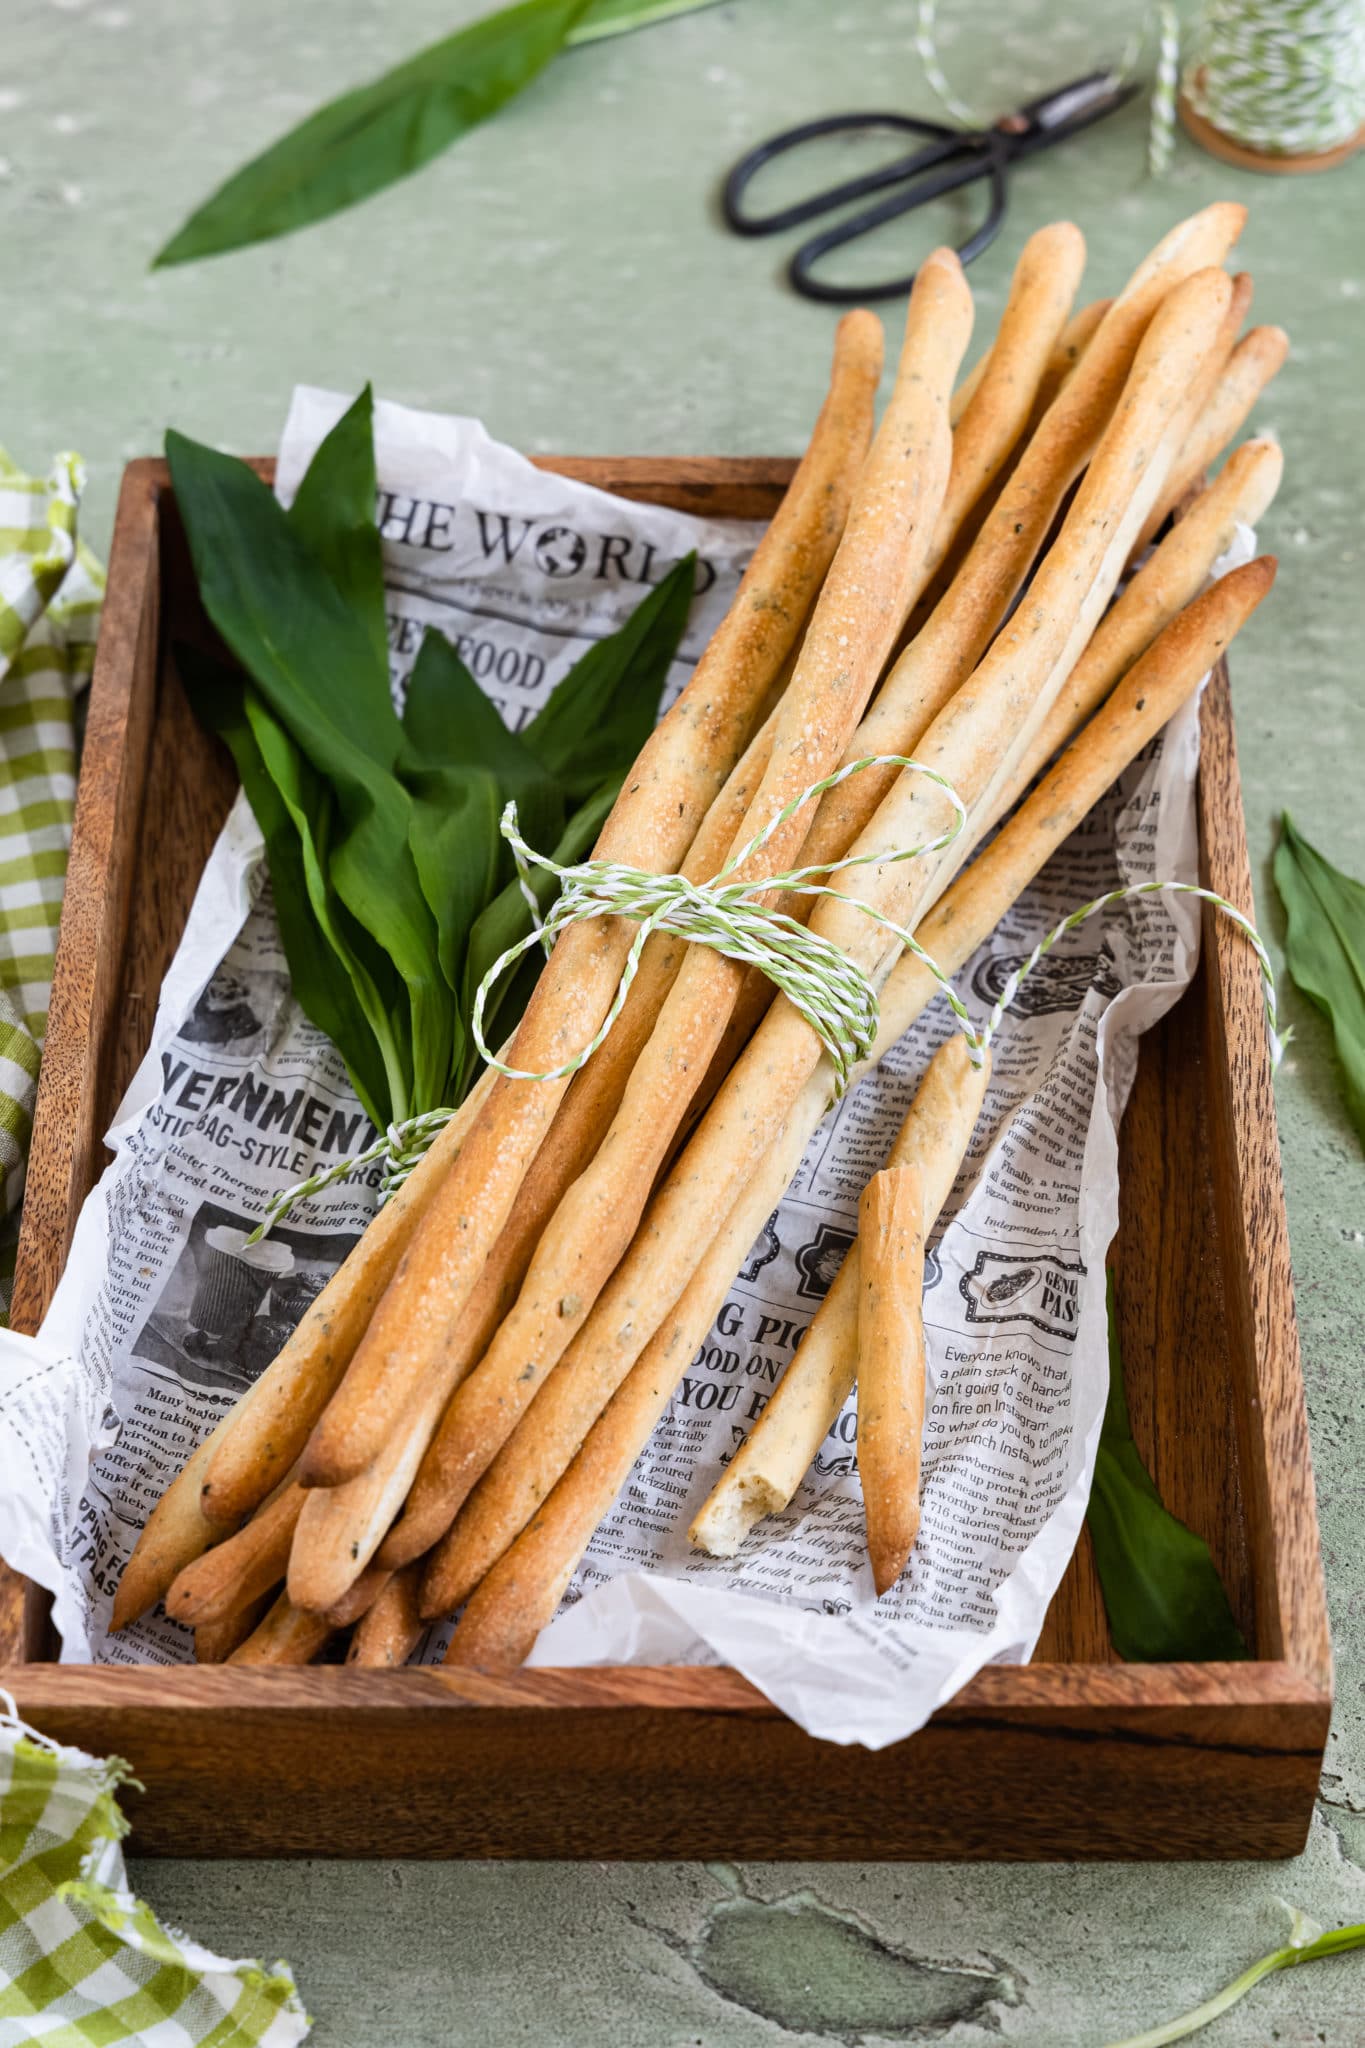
[{"x1": 0, "y1": 456, "x2": 1330, "y2": 1859}]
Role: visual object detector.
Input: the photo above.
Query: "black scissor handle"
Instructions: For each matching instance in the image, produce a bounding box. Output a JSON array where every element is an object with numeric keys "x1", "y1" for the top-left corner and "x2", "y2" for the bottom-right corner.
[
  {"x1": 722, "y1": 111, "x2": 963, "y2": 239},
  {"x1": 791, "y1": 136, "x2": 1009, "y2": 305}
]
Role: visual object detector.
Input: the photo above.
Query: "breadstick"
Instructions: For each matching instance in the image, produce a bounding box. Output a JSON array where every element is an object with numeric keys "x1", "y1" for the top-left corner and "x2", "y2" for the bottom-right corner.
[
  {"x1": 194, "y1": 1592, "x2": 273, "y2": 1664},
  {"x1": 165, "y1": 1478, "x2": 305, "y2": 1627},
  {"x1": 1134, "y1": 323, "x2": 1287, "y2": 556},
  {"x1": 780, "y1": 212, "x2": 1245, "y2": 909},
  {"x1": 300, "y1": 311, "x2": 884, "y2": 1489},
  {"x1": 226, "y1": 1591, "x2": 334, "y2": 1665},
  {"x1": 288, "y1": 1361, "x2": 454, "y2": 1611},
  {"x1": 111, "y1": 1421, "x2": 230, "y2": 1630},
  {"x1": 443, "y1": 560, "x2": 1275, "y2": 1662},
  {"x1": 322, "y1": 1564, "x2": 391, "y2": 1628},
  {"x1": 412, "y1": 253, "x2": 972, "y2": 1532},
  {"x1": 856, "y1": 1164, "x2": 927, "y2": 1593},
  {"x1": 418, "y1": 257, "x2": 1238, "y2": 1584},
  {"x1": 691, "y1": 1035, "x2": 988, "y2": 1556},
  {"x1": 949, "y1": 288, "x2": 1108, "y2": 432},
  {"x1": 348, "y1": 1564, "x2": 425, "y2": 1667},
  {"x1": 440, "y1": 1105, "x2": 816, "y2": 1642}
]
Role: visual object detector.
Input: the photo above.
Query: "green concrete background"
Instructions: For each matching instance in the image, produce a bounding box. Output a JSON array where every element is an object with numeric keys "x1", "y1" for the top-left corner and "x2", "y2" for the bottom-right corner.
[{"x1": 5, "y1": 0, "x2": 1364, "y2": 2040}]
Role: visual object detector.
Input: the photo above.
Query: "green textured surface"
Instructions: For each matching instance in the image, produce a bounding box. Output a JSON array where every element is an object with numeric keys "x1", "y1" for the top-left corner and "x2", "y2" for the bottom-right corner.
[{"x1": 6, "y1": 0, "x2": 1365, "y2": 2040}]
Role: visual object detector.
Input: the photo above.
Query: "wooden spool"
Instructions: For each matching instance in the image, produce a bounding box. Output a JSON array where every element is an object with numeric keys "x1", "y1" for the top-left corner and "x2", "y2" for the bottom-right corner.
[{"x1": 1179, "y1": 77, "x2": 1365, "y2": 175}]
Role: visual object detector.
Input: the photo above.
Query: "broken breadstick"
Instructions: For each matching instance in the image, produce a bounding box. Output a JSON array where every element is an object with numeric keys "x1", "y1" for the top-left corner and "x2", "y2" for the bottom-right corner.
[
  {"x1": 691, "y1": 1035, "x2": 988, "y2": 1558},
  {"x1": 300, "y1": 309, "x2": 884, "y2": 1490},
  {"x1": 856, "y1": 1164, "x2": 927, "y2": 1595}
]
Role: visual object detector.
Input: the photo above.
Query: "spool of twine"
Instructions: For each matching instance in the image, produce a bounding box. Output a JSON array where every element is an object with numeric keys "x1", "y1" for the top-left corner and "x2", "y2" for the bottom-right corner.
[{"x1": 1177, "y1": 0, "x2": 1365, "y2": 173}]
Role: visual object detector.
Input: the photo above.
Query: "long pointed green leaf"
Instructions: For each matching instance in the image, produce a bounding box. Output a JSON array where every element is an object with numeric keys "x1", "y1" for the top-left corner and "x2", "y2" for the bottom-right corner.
[
  {"x1": 1085, "y1": 1279, "x2": 1247, "y2": 1664},
  {"x1": 571, "y1": 0, "x2": 728, "y2": 42},
  {"x1": 153, "y1": 0, "x2": 592, "y2": 267},
  {"x1": 521, "y1": 552, "x2": 695, "y2": 801},
  {"x1": 178, "y1": 643, "x2": 397, "y2": 1128},
  {"x1": 168, "y1": 429, "x2": 452, "y2": 1116},
  {"x1": 1274, "y1": 812, "x2": 1365, "y2": 1146},
  {"x1": 285, "y1": 385, "x2": 389, "y2": 679}
]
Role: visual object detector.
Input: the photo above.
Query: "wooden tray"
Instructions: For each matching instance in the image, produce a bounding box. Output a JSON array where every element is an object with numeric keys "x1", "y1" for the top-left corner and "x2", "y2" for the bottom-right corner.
[{"x1": 0, "y1": 456, "x2": 1330, "y2": 1860}]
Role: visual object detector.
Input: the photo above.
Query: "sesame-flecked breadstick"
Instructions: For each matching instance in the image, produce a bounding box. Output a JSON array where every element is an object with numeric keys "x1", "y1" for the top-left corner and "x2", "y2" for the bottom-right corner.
[{"x1": 300, "y1": 311, "x2": 884, "y2": 1489}]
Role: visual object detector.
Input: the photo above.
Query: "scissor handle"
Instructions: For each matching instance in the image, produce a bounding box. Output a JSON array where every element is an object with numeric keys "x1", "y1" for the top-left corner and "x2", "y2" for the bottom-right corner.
[
  {"x1": 790, "y1": 137, "x2": 1009, "y2": 305},
  {"x1": 722, "y1": 111, "x2": 963, "y2": 239}
]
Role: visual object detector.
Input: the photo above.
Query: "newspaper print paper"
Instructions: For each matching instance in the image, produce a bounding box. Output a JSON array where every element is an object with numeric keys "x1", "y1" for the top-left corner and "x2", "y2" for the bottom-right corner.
[{"x1": 0, "y1": 389, "x2": 1245, "y2": 1747}]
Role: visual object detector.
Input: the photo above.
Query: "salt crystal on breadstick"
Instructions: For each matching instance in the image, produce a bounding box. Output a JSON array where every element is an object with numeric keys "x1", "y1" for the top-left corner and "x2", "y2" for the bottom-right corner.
[
  {"x1": 227, "y1": 1591, "x2": 334, "y2": 1666},
  {"x1": 1133, "y1": 323, "x2": 1288, "y2": 556},
  {"x1": 691, "y1": 1036, "x2": 987, "y2": 1558},
  {"x1": 440, "y1": 558, "x2": 1276, "y2": 1659},
  {"x1": 441, "y1": 1107, "x2": 816, "y2": 1653},
  {"x1": 300, "y1": 311, "x2": 884, "y2": 1490},
  {"x1": 165, "y1": 1478, "x2": 305, "y2": 1628},
  {"x1": 856, "y1": 1163, "x2": 928, "y2": 1595},
  {"x1": 348, "y1": 1564, "x2": 424, "y2": 1668},
  {"x1": 414, "y1": 254, "x2": 972, "y2": 1536}
]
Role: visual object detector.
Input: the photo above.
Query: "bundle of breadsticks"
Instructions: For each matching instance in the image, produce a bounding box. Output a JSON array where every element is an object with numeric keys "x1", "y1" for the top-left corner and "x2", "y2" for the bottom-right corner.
[{"x1": 113, "y1": 202, "x2": 1285, "y2": 1674}]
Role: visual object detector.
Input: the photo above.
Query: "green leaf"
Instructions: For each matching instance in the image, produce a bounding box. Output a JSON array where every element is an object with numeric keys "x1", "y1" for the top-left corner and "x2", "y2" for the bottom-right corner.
[
  {"x1": 1102, "y1": 1911, "x2": 1365, "y2": 2047},
  {"x1": 285, "y1": 385, "x2": 388, "y2": 678},
  {"x1": 1085, "y1": 1278, "x2": 1247, "y2": 1665},
  {"x1": 167, "y1": 428, "x2": 452, "y2": 1119},
  {"x1": 458, "y1": 772, "x2": 621, "y2": 1093},
  {"x1": 571, "y1": 0, "x2": 729, "y2": 42},
  {"x1": 1274, "y1": 812, "x2": 1365, "y2": 1147},
  {"x1": 177, "y1": 643, "x2": 398, "y2": 1128},
  {"x1": 153, "y1": 0, "x2": 593, "y2": 267},
  {"x1": 521, "y1": 553, "x2": 695, "y2": 802}
]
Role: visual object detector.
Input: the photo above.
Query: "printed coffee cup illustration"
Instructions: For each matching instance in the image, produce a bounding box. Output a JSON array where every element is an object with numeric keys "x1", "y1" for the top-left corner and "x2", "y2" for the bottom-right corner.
[{"x1": 184, "y1": 1226, "x2": 294, "y2": 1359}]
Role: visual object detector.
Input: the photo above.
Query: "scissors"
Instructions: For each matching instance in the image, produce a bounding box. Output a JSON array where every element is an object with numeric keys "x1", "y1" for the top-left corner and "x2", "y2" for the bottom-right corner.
[{"x1": 722, "y1": 72, "x2": 1137, "y2": 304}]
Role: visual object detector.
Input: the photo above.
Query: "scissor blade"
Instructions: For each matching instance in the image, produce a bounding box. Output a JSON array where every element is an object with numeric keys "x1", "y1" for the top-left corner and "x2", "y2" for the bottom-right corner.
[{"x1": 999, "y1": 71, "x2": 1141, "y2": 155}]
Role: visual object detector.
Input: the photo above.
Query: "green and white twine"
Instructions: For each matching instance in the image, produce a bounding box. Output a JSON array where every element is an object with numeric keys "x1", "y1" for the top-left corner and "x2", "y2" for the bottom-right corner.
[
  {"x1": 915, "y1": 0, "x2": 1365, "y2": 180},
  {"x1": 249, "y1": 752, "x2": 1283, "y2": 1237}
]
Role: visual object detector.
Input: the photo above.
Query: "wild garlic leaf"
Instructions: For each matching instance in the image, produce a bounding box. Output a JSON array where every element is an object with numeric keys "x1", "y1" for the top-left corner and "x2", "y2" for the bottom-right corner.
[
  {"x1": 1086, "y1": 1279, "x2": 1247, "y2": 1665},
  {"x1": 520, "y1": 553, "x2": 695, "y2": 801},
  {"x1": 153, "y1": 0, "x2": 593, "y2": 267},
  {"x1": 178, "y1": 643, "x2": 398, "y2": 1129},
  {"x1": 570, "y1": 0, "x2": 729, "y2": 43},
  {"x1": 167, "y1": 428, "x2": 452, "y2": 1121},
  {"x1": 284, "y1": 385, "x2": 388, "y2": 679},
  {"x1": 1274, "y1": 812, "x2": 1365, "y2": 1146}
]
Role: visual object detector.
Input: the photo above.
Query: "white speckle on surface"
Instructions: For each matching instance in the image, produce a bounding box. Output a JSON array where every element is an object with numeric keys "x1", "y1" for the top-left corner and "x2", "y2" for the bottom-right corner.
[
  {"x1": 51, "y1": 112, "x2": 87, "y2": 135},
  {"x1": 0, "y1": 88, "x2": 24, "y2": 113},
  {"x1": 1340, "y1": 278, "x2": 1361, "y2": 299},
  {"x1": 94, "y1": 5, "x2": 130, "y2": 23},
  {"x1": 59, "y1": 181, "x2": 83, "y2": 207}
]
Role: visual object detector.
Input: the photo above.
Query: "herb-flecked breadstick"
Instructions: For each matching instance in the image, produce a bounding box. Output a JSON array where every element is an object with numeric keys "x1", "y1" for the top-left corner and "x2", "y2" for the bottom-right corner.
[
  {"x1": 856, "y1": 1163, "x2": 927, "y2": 1594},
  {"x1": 402, "y1": 253, "x2": 972, "y2": 1538},
  {"x1": 300, "y1": 311, "x2": 884, "y2": 1489},
  {"x1": 348, "y1": 1563, "x2": 424, "y2": 1667},
  {"x1": 691, "y1": 1036, "x2": 988, "y2": 1557},
  {"x1": 1134, "y1": 323, "x2": 1288, "y2": 555},
  {"x1": 165, "y1": 1478, "x2": 305, "y2": 1627},
  {"x1": 439, "y1": 1106, "x2": 816, "y2": 1645},
  {"x1": 438, "y1": 559, "x2": 1276, "y2": 1658},
  {"x1": 226, "y1": 1590, "x2": 334, "y2": 1666}
]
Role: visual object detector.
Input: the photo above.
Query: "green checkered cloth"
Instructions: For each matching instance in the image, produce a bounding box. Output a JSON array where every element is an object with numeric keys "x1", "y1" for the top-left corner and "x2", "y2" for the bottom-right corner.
[
  {"x1": 0, "y1": 448, "x2": 104, "y2": 1316},
  {"x1": 0, "y1": 1692, "x2": 309, "y2": 2045}
]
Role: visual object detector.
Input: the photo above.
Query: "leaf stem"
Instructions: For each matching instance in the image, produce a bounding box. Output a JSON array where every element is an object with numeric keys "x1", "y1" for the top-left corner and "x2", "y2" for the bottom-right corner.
[{"x1": 1101, "y1": 1918, "x2": 1365, "y2": 2047}]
